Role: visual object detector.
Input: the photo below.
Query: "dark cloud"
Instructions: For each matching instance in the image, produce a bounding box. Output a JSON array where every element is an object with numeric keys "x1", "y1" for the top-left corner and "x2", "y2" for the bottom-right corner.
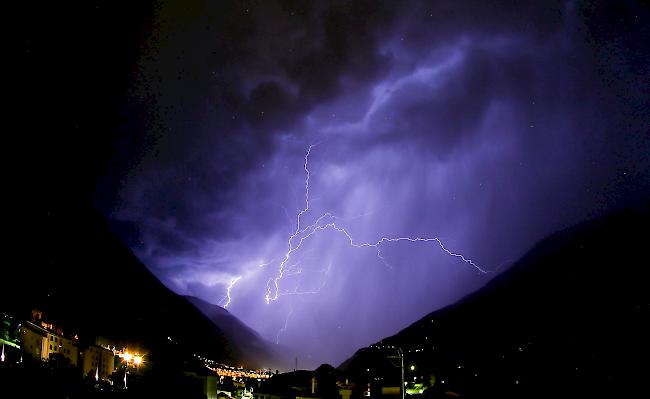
[
  {"x1": 101, "y1": 0, "x2": 401, "y2": 241},
  {"x1": 96, "y1": 0, "x2": 650, "y2": 368},
  {"x1": 368, "y1": 44, "x2": 539, "y2": 152}
]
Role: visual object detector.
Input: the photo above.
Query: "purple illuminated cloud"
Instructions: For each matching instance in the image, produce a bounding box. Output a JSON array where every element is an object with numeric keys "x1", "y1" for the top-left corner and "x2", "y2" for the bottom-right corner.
[{"x1": 98, "y1": 0, "x2": 650, "y2": 368}]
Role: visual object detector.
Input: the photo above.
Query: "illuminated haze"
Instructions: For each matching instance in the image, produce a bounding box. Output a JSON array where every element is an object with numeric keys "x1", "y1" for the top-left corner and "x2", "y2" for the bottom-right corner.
[{"x1": 97, "y1": 0, "x2": 650, "y2": 369}]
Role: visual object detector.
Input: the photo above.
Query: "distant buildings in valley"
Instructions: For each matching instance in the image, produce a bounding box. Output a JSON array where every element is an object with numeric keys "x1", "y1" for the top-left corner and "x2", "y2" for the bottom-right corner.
[
  {"x1": 4, "y1": 309, "x2": 419, "y2": 399},
  {"x1": 8, "y1": 309, "x2": 145, "y2": 385},
  {"x1": 81, "y1": 344, "x2": 115, "y2": 380},
  {"x1": 3, "y1": 309, "x2": 285, "y2": 398},
  {"x1": 251, "y1": 364, "x2": 398, "y2": 399},
  {"x1": 20, "y1": 319, "x2": 79, "y2": 366}
]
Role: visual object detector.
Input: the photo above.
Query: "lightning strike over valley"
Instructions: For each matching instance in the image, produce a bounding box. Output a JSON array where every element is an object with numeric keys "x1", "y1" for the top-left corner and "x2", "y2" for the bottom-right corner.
[{"x1": 256, "y1": 145, "x2": 487, "y2": 306}]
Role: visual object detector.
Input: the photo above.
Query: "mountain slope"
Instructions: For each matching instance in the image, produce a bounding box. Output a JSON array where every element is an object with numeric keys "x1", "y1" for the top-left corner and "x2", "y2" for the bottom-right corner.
[
  {"x1": 3, "y1": 207, "x2": 238, "y2": 370},
  {"x1": 341, "y1": 208, "x2": 649, "y2": 397},
  {"x1": 186, "y1": 296, "x2": 290, "y2": 370}
]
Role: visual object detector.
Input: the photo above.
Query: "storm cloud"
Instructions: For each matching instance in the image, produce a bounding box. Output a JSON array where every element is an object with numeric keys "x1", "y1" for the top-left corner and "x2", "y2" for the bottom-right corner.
[{"x1": 98, "y1": 0, "x2": 650, "y2": 368}]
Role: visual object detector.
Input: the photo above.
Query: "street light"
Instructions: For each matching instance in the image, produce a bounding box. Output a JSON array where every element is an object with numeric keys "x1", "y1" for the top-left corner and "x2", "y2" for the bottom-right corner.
[
  {"x1": 399, "y1": 348, "x2": 404, "y2": 399},
  {"x1": 387, "y1": 347, "x2": 405, "y2": 399},
  {"x1": 118, "y1": 351, "x2": 144, "y2": 389},
  {"x1": 121, "y1": 356, "x2": 129, "y2": 389}
]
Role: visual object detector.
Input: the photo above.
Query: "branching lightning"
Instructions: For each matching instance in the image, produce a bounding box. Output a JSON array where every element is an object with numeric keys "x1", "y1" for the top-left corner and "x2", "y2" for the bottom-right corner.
[
  {"x1": 278, "y1": 262, "x2": 332, "y2": 297},
  {"x1": 275, "y1": 305, "x2": 294, "y2": 345},
  {"x1": 224, "y1": 144, "x2": 487, "y2": 311},
  {"x1": 264, "y1": 144, "x2": 318, "y2": 304},
  {"x1": 262, "y1": 144, "x2": 487, "y2": 304},
  {"x1": 223, "y1": 276, "x2": 242, "y2": 309},
  {"x1": 222, "y1": 259, "x2": 275, "y2": 308}
]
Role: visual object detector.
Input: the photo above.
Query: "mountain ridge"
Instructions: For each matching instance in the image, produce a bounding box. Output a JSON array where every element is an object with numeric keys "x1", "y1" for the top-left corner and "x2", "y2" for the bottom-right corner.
[
  {"x1": 2, "y1": 207, "x2": 282, "y2": 370},
  {"x1": 185, "y1": 295, "x2": 291, "y2": 370},
  {"x1": 340, "y1": 207, "x2": 649, "y2": 397}
]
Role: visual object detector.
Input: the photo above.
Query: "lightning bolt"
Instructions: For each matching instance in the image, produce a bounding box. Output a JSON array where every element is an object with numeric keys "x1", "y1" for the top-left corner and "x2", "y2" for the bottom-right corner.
[
  {"x1": 223, "y1": 276, "x2": 242, "y2": 309},
  {"x1": 263, "y1": 145, "x2": 487, "y2": 304},
  {"x1": 221, "y1": 259, "x2": 275, "y2": 309},
  {"x1": 264, "y1": 144, "x2": 318, "y2": 304},
  {"x1": 275, "y1": 305, "x2": 294, "y2": 345},
  {"x1": 278, "y1": 262, "x2": 332, "y2": 297}
]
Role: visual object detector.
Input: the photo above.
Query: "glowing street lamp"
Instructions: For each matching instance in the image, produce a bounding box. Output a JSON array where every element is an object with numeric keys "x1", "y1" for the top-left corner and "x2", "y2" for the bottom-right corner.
[
  {"x1": 387, "y1": 347, "x2": 405, "y2": 399},
  {"x1": 118, "y1": 351, "x2": 144, "y2": 389},
  {"x1": 119, "y1": 351, "x2": 144, "y2": 367}
]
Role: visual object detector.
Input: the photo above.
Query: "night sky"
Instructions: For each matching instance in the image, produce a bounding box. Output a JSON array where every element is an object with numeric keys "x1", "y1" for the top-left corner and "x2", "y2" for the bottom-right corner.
[{"x1": 15, "y1": 1, "x2": 649, "y2": 369}]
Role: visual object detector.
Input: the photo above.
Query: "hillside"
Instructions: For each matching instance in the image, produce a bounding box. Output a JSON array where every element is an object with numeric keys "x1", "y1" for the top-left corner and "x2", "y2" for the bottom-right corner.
[
  {"x1": 186, "y1": 296, "x2": 290, "y2": 370},
  {"x1": 3, "y1": 207, "x2": 239, "y2": 369},
  {"x1": 341, "y1": 208, "x2": 649, "y2": 397}
]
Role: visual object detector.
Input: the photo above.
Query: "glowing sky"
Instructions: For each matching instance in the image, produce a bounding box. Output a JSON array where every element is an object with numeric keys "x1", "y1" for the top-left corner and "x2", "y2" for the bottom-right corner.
[{"x1": 97, "y1": 0, "x2": 649, "y2": 369}]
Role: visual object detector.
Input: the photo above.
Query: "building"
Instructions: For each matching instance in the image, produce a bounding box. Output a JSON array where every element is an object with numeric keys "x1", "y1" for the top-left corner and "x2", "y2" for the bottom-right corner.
[
  {"x1": 184, "y1": 371, "x2": 219, "y2": 399},
  {"x1": 81, "y1": 344, "x2": 115, "y2": 380},
  {"x1": 20, "y1": 320, "x2": 78, "y2": 366},
  {"x1": 1, "y1": 312, "x2": 22, "y2": 363},
  {"x1": 254, "y1": 370, "x2": 329, "y2": 399},
  {"x1": 20, "y1": 311, "x2": 120, "y2": 382},
  {"x1": 335, "y1": 379, "x2": 353, "y2": 399}
]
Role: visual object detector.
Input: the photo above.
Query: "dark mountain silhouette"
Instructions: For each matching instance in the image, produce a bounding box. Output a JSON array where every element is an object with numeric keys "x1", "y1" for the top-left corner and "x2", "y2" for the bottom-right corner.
[
  {"x1": 185, "y1": 295, "x2": 290, "y2": 370},
  {"x1": 341, "y1": 207, "x2": 649, "y2": 398},
  {"x1": 2, "y1": 207, "x2": 276, "y2": 370}
]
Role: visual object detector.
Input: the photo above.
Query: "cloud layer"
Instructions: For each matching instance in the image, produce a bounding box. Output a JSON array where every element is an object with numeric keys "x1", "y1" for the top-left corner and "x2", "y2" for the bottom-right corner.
[{"x1": 99, "y1": 0, "x2": 650, "y2": 368}]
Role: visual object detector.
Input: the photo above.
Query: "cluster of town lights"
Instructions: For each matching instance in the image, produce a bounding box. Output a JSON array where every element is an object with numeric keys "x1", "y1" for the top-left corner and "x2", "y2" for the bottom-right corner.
[
  {"x1": 118, "y1": 351, "x2": 143, "y2": 366},
  {"x1": 210, "y1": 366, "x2": 272, "y2": 379}
]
